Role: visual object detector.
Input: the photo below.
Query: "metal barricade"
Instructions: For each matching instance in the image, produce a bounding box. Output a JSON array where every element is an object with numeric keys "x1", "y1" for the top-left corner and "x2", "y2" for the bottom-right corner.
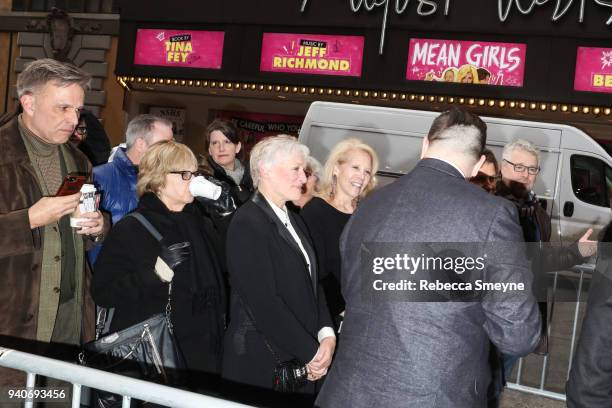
[
  {"x1": 506, "y1": 263, "x2": 595, "y2": 401},
  {"x1": 0, "y1": 347, "x2": 252, "y2": 408}
]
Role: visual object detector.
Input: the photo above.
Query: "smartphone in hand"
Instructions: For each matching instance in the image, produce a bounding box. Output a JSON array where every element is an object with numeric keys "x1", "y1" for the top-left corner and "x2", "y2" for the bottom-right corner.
[{"x1": 56, "y1": 174, "x2": 88, "y2": 196}]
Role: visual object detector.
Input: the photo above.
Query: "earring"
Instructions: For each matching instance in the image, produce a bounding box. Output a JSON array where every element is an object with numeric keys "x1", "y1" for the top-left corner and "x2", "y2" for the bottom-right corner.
[{"x1": 330, "y1": 174, "x2": 337, "y2": 199}]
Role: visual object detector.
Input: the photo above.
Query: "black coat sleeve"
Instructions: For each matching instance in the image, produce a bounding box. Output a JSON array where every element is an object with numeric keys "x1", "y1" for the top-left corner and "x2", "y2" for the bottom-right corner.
[
  {"x1": 227, "y1": 216, "x2": 320, "y2": 364},
  {"x1": 91, "y1": 218, "x2": 165, "y2": 308},
  {"x1": 566, "y1": 258, "x2": 612, "y2": 408}
]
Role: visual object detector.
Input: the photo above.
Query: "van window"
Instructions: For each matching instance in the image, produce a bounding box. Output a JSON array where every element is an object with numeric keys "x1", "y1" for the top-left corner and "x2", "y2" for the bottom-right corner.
[{"x1": 571, "y1": 155, "x2": 611, "y2": 207}]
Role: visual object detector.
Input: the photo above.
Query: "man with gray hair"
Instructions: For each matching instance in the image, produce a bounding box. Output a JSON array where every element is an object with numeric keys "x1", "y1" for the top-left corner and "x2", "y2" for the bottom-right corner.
[
  {"x1": 88, "y1": 114, "x2": 173, "y2": 264},
  {"x1": 490, "y1": 138, "x2": 594, "y2": 406},
  {"x1": 316, "y1": 107, "x2": 541, "y2": 408},
  {"x1": 0, "y1": 58, "x2": 106, "y2": 387}
]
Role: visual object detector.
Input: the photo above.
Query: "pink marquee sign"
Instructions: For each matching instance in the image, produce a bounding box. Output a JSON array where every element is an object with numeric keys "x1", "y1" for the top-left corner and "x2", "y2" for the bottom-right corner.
[
  {"x1": 574, "y1": 47, "x2": 612, "y2": 93},
  {"x1": 134, "y1": 29, "x2": 224, "y2": 69},
  {"x1": 406, "y1": 38, "x2": 527, "y2": 87},
  {"x1": 260, "y1": 33, "x2": 364, "y2": 77}
]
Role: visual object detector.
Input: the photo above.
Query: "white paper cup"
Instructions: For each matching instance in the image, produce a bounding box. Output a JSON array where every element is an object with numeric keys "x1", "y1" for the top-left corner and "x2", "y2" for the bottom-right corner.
[
  {"x1": 189, "y1": 176, "x2": 222, "y2": 200},
  {"x1": 71, "y1": 183, "x2": 97, "y2": 228}
]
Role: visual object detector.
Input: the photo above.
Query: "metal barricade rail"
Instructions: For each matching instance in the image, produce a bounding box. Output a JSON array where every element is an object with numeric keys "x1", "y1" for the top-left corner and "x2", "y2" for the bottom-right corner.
[
  {"x1": 506, "y1": 263, "x2": 595, "y2": 402},
  {"x1": 0, "y1": 347, "x2": 253, "y2": 408}
]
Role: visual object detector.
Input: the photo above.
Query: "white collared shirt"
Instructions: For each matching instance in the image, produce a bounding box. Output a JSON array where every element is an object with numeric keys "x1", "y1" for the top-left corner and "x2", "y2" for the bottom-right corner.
[
  {"x1": 264, "y1": 196, "x2": 336, "y2": 342},
  {"x1": 264, "y1": 196, "x2": 311, "y2": 274}
]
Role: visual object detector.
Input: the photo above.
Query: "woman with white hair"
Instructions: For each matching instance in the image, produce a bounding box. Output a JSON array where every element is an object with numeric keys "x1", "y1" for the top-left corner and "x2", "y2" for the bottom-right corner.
[{"x1": 222, "y1": 135, "x2": 335, "y2": 399}]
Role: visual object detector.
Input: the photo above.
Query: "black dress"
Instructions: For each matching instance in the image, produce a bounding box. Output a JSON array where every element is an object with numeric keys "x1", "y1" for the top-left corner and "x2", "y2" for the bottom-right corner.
[
  {"x1": 92, "y1": 193, "x2": 227, "y2": 379},
  {"x1": 301, "y1": 197, "x2": 351, "y2": 324}
]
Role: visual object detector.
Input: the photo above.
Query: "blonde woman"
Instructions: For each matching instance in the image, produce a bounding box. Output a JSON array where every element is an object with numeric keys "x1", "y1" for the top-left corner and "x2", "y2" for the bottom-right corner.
[
  {"x1": 457, "y1": 64, "x2": 480, "y2": 84},
  {"x1": 93, "y1": 140, "x2": 226, "y2": 385},
  {"x1": 442, "y1": 67, "x2": 458, "y2": 82},
  {"x1": 301, "y1": 139, "x2": 379, "y2": 328}
]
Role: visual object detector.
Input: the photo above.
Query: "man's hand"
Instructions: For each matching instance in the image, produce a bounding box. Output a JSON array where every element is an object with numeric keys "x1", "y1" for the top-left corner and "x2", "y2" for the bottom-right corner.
[
  {"x1": 28, "y1": 193, "x2": 80, "y2": 229},
  {"x1": 307, "y1": 336, "x2": 336, "y2": 381},
  {"x1": 578, "y1": 228, "x2": 597, "y2": 258},
  {"x1": 75, "y1": 211, "x2": 104, "y2": 236}
]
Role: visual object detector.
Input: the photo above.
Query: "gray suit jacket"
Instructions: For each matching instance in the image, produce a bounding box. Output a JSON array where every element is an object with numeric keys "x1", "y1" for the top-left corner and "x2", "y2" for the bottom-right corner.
[{"x1": 316, "y1": 158, "x2": 541, "y2": 408}]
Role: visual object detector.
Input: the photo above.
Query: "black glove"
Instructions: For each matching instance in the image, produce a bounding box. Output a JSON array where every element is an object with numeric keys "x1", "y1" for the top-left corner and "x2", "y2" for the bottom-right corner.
[
  {"x1": 196, "y1": 177, "x2": 237, "y2": 215},
  {"x1": 160, "y1": 241, "x2": 191, "y2": 270}
]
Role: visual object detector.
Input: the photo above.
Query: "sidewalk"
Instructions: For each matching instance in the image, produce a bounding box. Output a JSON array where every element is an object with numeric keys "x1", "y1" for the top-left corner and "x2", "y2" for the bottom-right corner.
[{"x1": 501, "y1": 389, "x2": 564, "y2": 408}]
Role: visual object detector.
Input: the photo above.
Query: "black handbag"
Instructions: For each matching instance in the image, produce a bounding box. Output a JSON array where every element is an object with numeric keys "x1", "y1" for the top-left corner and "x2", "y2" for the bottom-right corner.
[
  {"x1": 79, "y1": 212, "x2": 186, "y2": 407},
  {"x1": 236, "y1": 292, "x2": 309, "y2": 392}
]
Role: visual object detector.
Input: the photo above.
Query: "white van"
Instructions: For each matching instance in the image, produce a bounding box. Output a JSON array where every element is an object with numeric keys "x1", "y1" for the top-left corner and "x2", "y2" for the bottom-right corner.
[{"x1": 298, "y1": 101, "x2": 612, "y2": 244}]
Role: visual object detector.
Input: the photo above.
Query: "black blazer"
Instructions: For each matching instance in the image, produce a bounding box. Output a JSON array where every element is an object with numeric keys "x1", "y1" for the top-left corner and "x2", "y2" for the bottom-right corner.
[{"x1": 222, "y1": 192, "x2": 333, "y2": 392}]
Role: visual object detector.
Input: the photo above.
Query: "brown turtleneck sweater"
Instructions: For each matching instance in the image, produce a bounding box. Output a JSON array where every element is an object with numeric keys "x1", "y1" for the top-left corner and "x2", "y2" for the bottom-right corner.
[{"x1": 18, "y1": 116, "x2": 63, "y2": 194}]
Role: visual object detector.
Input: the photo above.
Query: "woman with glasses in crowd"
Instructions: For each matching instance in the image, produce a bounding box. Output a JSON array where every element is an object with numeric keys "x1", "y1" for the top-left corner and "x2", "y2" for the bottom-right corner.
[
  {"x1": 69, "y1": 109, "x2": 111, "y2": 166},
  {"x1": 222, "y1": 135, "x2": 335, "y2": 403},
  {"x1": 92, "y1": 140, "x2": 227, "y2": 387},
  {"x1": 469, "y1": 148, "x2": 499, "y2": 195},
  {"x1": 301, "y1": 139, "x2": 379, "y2": 330}
]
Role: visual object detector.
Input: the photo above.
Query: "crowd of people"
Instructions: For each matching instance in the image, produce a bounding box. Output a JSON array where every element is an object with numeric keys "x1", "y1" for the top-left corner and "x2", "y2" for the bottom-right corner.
[{"x1": 0, "y1": 58, "x2": 610, "y2": 408}]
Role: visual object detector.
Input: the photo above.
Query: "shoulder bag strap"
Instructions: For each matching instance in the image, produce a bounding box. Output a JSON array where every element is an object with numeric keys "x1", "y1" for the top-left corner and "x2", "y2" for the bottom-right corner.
[
  {"x1": 128, "y1": 212, "x2": 164, "y2": 242},
  {"x1": 127, "y1": 212, "x2": 173, "y2": 319}
]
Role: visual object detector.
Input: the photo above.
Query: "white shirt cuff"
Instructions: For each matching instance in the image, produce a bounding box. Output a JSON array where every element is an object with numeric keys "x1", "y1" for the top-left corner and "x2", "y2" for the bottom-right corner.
[{"x1": 317, "y1": 327, "x2": 336, "y2": 342}]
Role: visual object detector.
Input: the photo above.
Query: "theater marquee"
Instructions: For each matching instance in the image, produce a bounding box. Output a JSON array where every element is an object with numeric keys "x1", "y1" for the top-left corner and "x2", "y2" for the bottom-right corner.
[{"x1": 260, "y1": 33, "x2": 364, "y2": 77}]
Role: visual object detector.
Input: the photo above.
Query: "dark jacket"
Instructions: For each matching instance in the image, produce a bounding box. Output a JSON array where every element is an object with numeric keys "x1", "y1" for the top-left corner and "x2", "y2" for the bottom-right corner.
[
  {"x1": 0, "y1": 117, "x2": 99, "y2": 386},
  {"x1": 92, "y1": 193, "x2": 227, "y2": 375},
  {"x1": 207, "y1": 156, "x2": 254, "y2": 207},
  {"x1": 222, "y1": 192, "x2": 333, "y2": 393},
  {"x1": 316, "y1": 159, "x2": 541, "y2": 408},
  {"x1": 566, "y1": 223, "x2": 612, "y2": 408}
]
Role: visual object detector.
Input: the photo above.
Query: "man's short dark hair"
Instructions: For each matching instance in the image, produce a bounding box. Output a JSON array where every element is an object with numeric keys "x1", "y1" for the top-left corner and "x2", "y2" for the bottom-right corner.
[
  {"x1": 427, "y1": 107, "x2": 487, "y2": 161},
  {"x1": 428, "y1": 107, "x2": 486, "y2": 145}
]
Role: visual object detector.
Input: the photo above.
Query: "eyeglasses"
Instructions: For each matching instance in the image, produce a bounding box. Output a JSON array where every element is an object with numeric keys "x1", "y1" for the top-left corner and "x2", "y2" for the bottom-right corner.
[
  {"x1": 471, "y1": 172, "x2": 500, "y2": 184},
  {"x1": 503, "y1": 159, "x2": 540, "y2": 175},
  {"x1": 75, "y1": 126, "x2": 87, "y2": 136},
  {"x1": 169, "y1": 170, "x2": 204, "y2": 181}
]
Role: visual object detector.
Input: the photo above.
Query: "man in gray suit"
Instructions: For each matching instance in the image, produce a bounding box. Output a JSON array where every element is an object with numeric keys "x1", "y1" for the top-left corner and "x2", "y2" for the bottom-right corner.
[{"x1": 315, "y1": 108, "x2": 541, "y2": 408}]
